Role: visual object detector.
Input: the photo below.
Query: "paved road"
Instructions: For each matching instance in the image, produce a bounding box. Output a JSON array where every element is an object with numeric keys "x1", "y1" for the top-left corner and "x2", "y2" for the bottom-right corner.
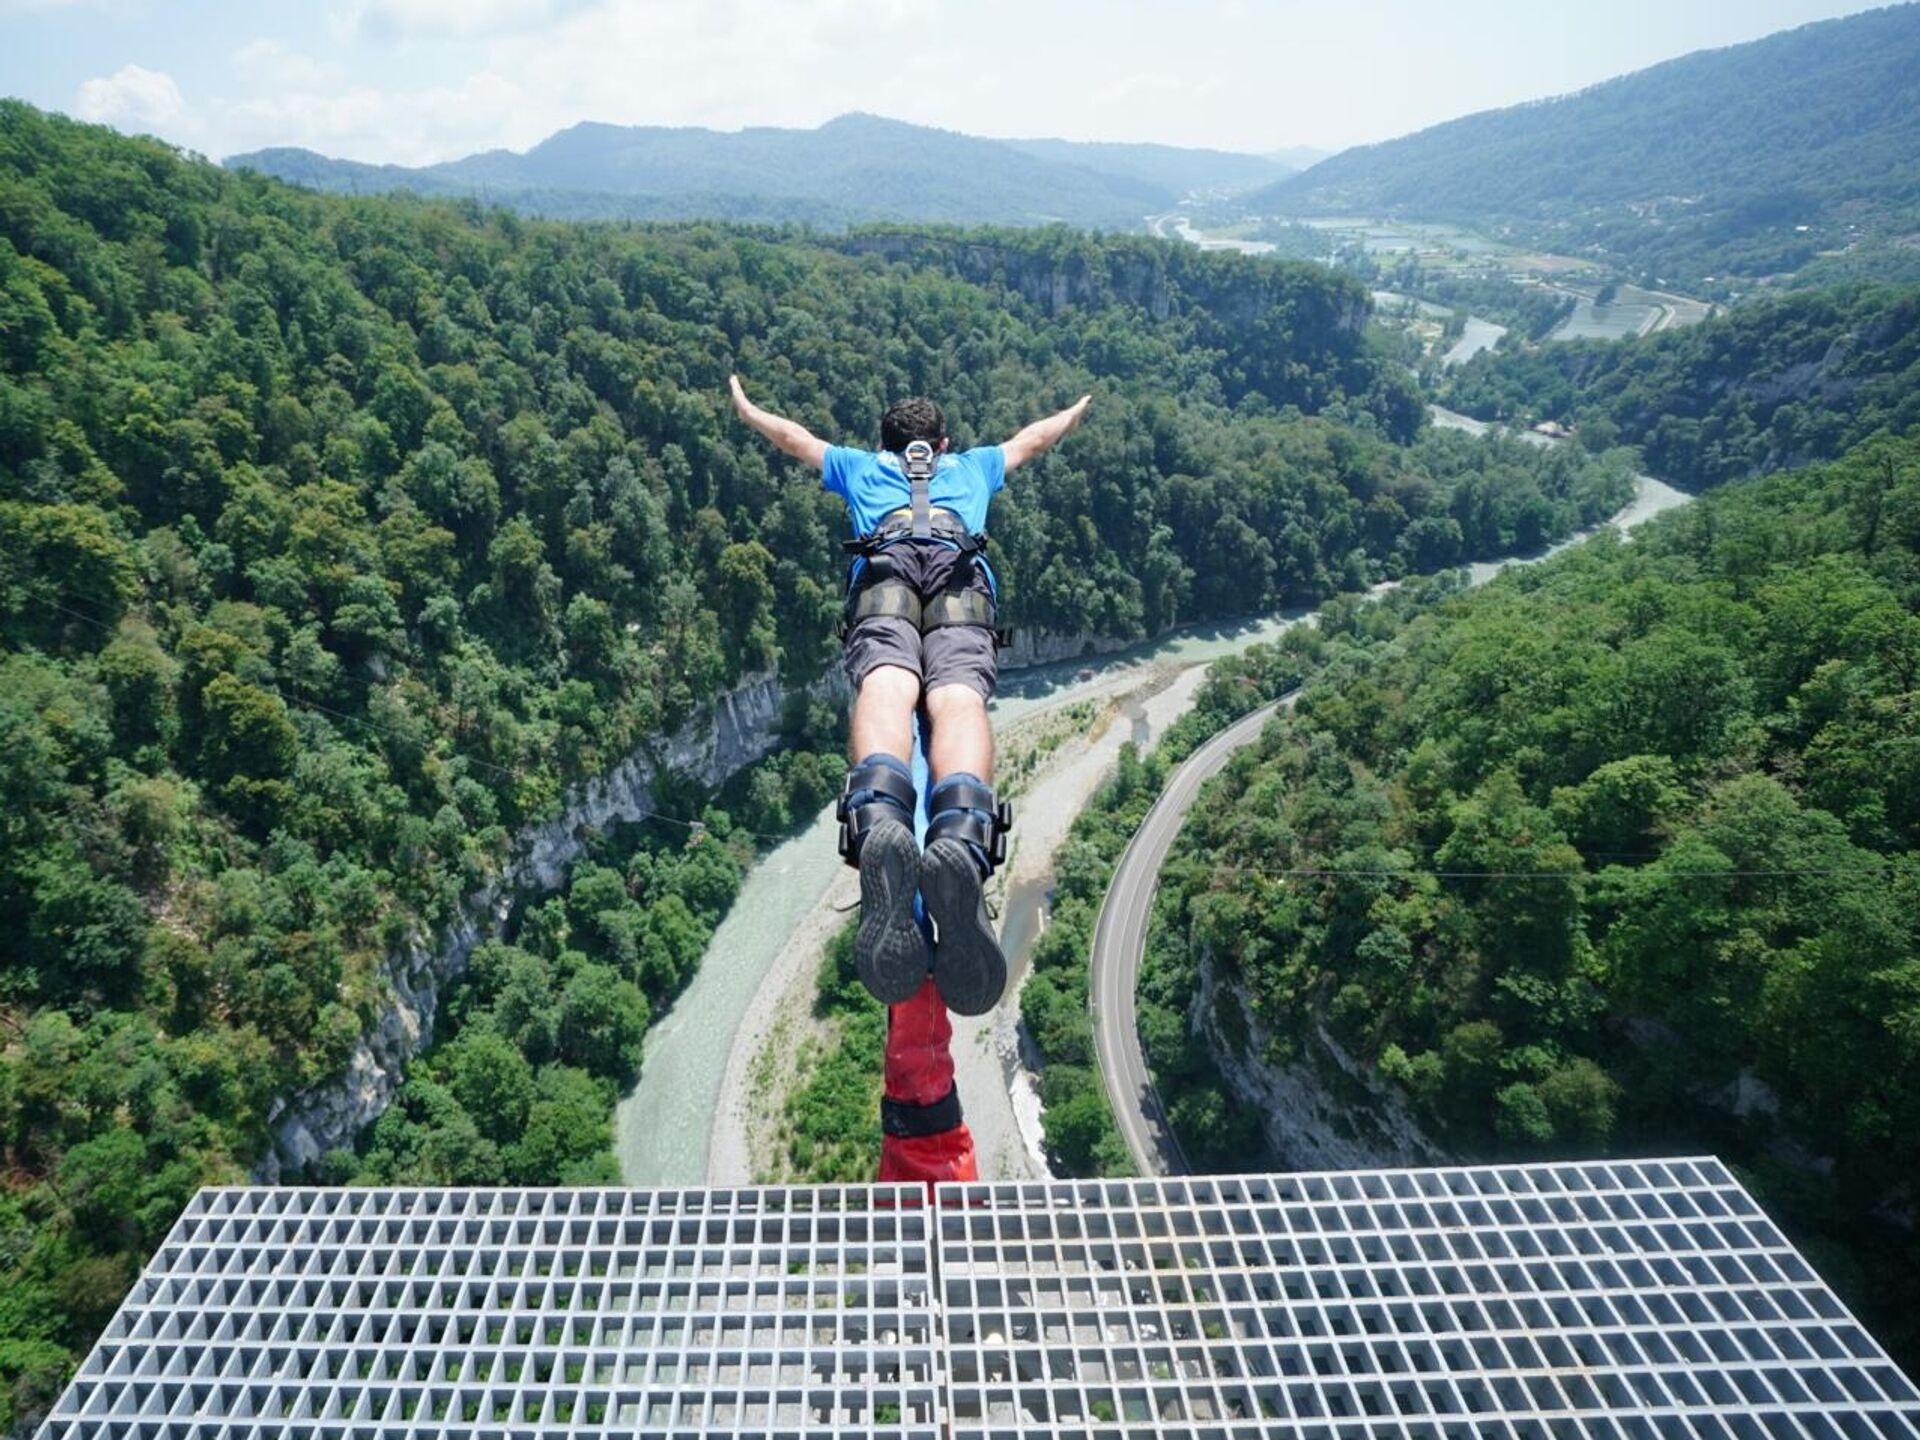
[{"x1": 1089, "y1": 691, "x2": 1298, "y2": 1176}]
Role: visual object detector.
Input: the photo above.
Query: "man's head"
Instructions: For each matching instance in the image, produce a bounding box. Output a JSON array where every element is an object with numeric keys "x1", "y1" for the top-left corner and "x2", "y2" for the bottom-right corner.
[{"x1": 880, "y1": 397, "x2": 947, "y2": 454}]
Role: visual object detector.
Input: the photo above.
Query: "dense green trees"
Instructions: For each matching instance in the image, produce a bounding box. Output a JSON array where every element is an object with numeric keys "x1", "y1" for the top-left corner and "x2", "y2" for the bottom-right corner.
[{"x1": 1149, "y1": 431, "x2": 1920, "y2": 1361}]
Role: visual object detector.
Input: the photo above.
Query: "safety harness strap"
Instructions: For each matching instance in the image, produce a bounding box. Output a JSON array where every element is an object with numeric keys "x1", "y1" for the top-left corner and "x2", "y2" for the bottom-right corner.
[
  {"x1": 925, "y1": 777, "x2": 996, "y2": 816},
  {"x1": 848, "y1": 580, "x2": 925, "y2": 629},
  {"x1": 925, "y1": 800, "x2": 1013, "y2": 872},
  {"x1": 924, "y1": 591, "x2": 994, "y2": 629},
  {"x1": 904, "y1": 440, "x2": 934, "y2": 540},
  {"x1": 841, "y1": 509, "x2": 986, "y2": 557},
  {"x1": 881, "y1": 1086, "x2": 963, "y2": 1138},
  {"x1": 846, "y1": 581, "x2": 995, "y2": 633},
  {"x1": 835, "y1": 759, "x2": 918, "y2": 867}
]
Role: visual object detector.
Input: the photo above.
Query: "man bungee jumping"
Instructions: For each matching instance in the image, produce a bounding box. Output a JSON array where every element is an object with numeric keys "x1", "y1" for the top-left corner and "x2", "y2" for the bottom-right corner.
[{"x1": 728, "y1": 375, "x2": 1090, "y2": 1183}]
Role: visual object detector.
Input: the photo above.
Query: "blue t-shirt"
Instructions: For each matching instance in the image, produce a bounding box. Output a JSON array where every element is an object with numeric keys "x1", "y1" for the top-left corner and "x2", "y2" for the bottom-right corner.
[{"x1": 821, "y1": 444, "x2": 1006, "y2": 538}]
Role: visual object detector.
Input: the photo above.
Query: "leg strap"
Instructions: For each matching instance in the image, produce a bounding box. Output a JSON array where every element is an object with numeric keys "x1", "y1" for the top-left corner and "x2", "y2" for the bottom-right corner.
[
  {"x1": 836, "y1": 755, "x2": 917, "y2": 867},
  {"x1": 926, "y1": 773, "x2": 1013, "y2": 875},
  {"x1": 844, "y1": 579, "x2": 995, "y2": 633}
]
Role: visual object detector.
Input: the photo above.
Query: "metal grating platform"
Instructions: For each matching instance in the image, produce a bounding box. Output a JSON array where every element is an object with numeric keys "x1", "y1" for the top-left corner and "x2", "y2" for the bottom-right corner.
[
  {"x1": 936, "y1": 1159, "x2": 1920, "y2": 1439},
  {"x1": 39, "y1": 1160, "x2": 1920, "y2": 1438},
  {"x1": 41, "y1": 1184, "x2": 939, "y2": 1439}
]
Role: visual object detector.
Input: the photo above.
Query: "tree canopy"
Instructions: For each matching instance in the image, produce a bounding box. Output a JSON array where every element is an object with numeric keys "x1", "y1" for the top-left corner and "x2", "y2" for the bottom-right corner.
[{"x1": 1148, "y1": 430, "x2": 1920, "y2": 1364}]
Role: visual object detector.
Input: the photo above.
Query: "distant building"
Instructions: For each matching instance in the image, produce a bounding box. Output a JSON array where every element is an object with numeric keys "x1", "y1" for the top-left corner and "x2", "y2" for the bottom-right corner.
[{"x1": 39, "y1": 1160, "x2": 1920, "y2": 1438}]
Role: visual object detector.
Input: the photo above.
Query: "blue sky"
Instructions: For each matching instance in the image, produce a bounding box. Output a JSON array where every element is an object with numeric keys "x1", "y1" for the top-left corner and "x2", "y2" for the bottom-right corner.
[{"x1": 0, "y1": 0, "x2": 1895, "y2": 165}]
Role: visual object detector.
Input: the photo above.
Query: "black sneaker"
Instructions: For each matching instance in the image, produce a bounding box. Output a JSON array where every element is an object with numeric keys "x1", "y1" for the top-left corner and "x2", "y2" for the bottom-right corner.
[
  {"x1": 855, "y1": 820, "x2": 932, "y2": 1005},
  {"x1": 920, "y1": 837, "x2": 1007, "y2": 1017}
]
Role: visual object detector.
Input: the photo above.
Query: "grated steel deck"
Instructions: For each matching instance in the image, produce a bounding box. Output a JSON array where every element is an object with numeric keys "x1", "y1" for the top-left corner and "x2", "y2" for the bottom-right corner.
[
  {"x1": 936, "y1": 1159, "x2": 1920, "y2": 1439},
  {"x1": 40, "y1": 1159, "x2": 1920, "y2": 1439}
]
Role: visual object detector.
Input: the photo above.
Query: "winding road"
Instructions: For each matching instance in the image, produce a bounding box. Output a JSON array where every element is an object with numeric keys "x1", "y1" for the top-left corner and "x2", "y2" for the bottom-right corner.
[
  {"x1": 1087, "y1": 466, "x2": 1695, "y2": 1177},
  {"x1": 1089, "y1": 690, "x2": 1298, "y2": 1175}
]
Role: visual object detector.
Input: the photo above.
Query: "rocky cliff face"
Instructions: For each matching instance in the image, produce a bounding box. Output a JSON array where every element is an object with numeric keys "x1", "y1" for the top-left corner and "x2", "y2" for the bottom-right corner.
[
  {"x1": 997, "y1": 627, "x2": 1139, "y2": 671},
  {"x1": 254, "y1": 668, "x2": 824, "y2": 1180},
  {"x1": 1193, "y1": 949, "x2": 1441, "y2": 1171}
]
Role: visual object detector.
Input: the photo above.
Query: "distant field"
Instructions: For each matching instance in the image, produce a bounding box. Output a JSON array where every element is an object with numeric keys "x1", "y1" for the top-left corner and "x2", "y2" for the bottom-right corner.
[
  {"x1": 1549, "y1": 282, "x2": 1714, "y2": 342},
  {"x1": 1294, "y1": 216, "x2": 1596, "y2": 276}
]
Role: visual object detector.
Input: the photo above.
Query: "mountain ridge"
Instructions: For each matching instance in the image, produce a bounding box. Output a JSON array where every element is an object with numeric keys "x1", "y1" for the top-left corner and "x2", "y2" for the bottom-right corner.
[
  {"x1": 226, "y1": 112, "x2": 1292, "y2": 230},
  {"x1": 1249, "y1": 4, "x2": 1920, "y2": 288}
]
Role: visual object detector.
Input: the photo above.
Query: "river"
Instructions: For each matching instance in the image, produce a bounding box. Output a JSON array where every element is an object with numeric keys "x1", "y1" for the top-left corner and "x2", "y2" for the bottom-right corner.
[
  {"x1": 1151, "y1": 225, "x2": 1510, "y2": 369},
  {"x1": 612, "y1": 412, "x2": 1692, "y2": 1185},
  {"x1": 614, "y1": 609, "x2": 1349, "y2": 1184}
]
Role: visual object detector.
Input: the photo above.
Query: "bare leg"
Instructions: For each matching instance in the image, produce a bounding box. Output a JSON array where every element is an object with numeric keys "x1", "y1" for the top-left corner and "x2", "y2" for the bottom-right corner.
[
  {"x1": 923, "y1": 683, "x2": 993, "y2": 784},
  {"x1": 849, "y1": 664, "x2": 921, "y2": 765}
]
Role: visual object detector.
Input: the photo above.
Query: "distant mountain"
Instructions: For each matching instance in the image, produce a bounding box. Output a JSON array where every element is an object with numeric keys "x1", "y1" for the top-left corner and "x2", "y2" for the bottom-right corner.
[
  {"x1": 1248, "y1": 4, "x2": 1920, "y2": 290},
  {"x1": 1001, "y1": 137, "x2": 1290, "y2": 196},
  {"x1": 228, "y1": 114, "x2": 1288, "y2": 230},
  {"x1": 1262, "y1": 146, "x2": 1330, "y2": 172}
]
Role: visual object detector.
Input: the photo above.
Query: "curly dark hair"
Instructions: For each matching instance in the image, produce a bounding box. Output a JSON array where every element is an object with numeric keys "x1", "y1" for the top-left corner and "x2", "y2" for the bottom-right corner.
[{"x1": 880, "y1": 396, "x2": 946, "y2": 453}]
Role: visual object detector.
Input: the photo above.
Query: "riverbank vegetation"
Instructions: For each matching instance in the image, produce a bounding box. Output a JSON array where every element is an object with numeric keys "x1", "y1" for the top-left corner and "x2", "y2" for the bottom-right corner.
[
  {"x1": 1150, "y1": 430, "x2": 1920, "y2": 1362},
  {"x1": 1022, "y1": 581, "x2": 1461, "y2": 1176},
  {"x1": 761, "y1": 922, "x2": 886, "y2": 1184},
  {"x1": 1441, "y1": 284, "x2": 1920, "y2": 488}
]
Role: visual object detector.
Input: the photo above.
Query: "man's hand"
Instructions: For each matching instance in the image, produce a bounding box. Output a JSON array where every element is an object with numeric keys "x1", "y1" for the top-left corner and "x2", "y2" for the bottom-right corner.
[
  {"x1": 728, "y1": 373, "x2": 829, "y2": 470},
  {"x1": 1002, "y1": 394, "x2": 1092, "y2": 473}
]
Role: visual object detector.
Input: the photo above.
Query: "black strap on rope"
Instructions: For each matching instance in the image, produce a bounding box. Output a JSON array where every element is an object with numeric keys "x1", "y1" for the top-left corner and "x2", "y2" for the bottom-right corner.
[
  {"x1": 882, "y1": 1086, "x2": 963, "y2": 1138},
  {"x1": 903, "y1": 440, "x2": 935, "y2": 540}
]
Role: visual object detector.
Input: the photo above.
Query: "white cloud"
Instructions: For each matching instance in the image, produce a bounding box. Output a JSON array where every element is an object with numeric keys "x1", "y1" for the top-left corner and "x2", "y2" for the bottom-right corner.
[
  {"x1": 0, "y1": 0, "x2": 138, "y2": 11},
  {"x1": 333, "y1": 0, "x2": 578, "y2": 41},
  {"x1": 74, "y1": 63, "x2": 187, "y2": 137},
  {"x1": 214, "y1": 58, "x2": 523, "y2": 165},
  {"x1": 232, "y1": 38, "x2": 345, "y2": 91}
]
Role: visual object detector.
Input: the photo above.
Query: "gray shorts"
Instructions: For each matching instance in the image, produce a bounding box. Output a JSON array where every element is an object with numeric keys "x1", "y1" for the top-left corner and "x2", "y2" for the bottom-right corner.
[{"x1": 841, "y1": 542, "x2": 1000, "y2": 701}]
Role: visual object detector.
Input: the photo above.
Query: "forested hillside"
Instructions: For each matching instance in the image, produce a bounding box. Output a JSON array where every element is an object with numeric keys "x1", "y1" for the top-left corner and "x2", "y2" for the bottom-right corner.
[
  {"x1": 1150, "y1": 431, "x2": 1920, "y2": 1358},
  {"x1": 1250, "y1": 4, "x2": 1920, "y2": 289},
  {"x1": 230, "y1": 114, "x2": 1288, "y2": 231},
  {"x1": 0, "y1": 100, "x2": 1640, "y2": 1424},
  {"x1": 1442, "y1": 284, "x2": 1920, "y2": 488}
]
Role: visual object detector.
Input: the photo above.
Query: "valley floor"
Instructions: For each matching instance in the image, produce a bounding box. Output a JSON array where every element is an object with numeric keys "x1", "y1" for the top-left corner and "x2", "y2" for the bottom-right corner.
[{"x1": 711, "y1": 656, "x2": 1215, "y2": 1184}]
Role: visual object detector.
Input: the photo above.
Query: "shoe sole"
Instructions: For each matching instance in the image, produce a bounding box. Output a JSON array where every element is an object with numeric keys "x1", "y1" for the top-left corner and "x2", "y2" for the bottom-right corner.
[
  {"x1": 856, "y1": 822, "x2": 931, "y2": 1005},
  {"x1": 921, "y1": 838, "x2": 1008, "y2": 1017}
]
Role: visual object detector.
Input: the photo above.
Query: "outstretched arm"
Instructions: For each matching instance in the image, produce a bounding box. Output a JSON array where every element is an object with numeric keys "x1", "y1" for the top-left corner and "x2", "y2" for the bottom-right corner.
[
  {"x1": 729, "y1": 374, "x2": 829, "y2": 470},
  {"x1": 1001, "y1": 394, "x2": 1091, "y2": 473}
]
